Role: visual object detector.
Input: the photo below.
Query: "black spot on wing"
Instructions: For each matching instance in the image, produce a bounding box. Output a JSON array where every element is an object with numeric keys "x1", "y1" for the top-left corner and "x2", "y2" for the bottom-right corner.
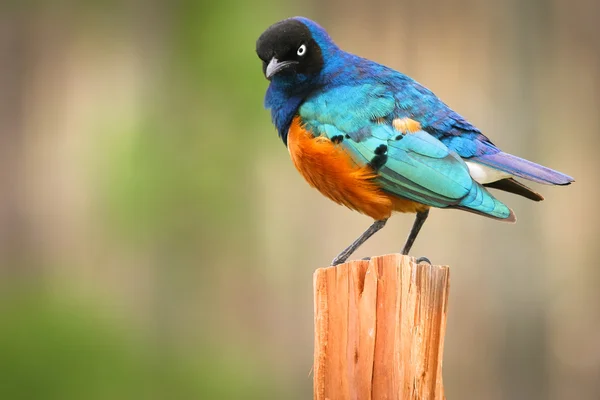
[
  {"x1": 369, "y1": 144, "x2": 388, "y2": 171},
  {"x1": 395, "y1": 134, "x2": 404, "y2": 141},
  {"x1": 374, "y1": 144, "x2": 387, "y2": 155},
  {"x1": 331, "y1": 135, "x2": 344, "y2": 144},
  {"x1": 369, "y1": 154, "x2": 388, "y2": 171}
]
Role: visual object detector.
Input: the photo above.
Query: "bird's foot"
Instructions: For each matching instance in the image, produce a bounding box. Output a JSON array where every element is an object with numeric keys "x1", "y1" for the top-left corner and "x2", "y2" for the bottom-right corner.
[
  {"x1": 416, "y1": 256, "x2": 432, "y2": 265},
  {"x1": 330, "y1": 255, "x2": 345, "y2": 266},
  {"x1": 334, "y1": 255, "x2": 430, "y2": 265},
  {"x1": 331, "y1": 256, "x2": 371, "y2": 266}
]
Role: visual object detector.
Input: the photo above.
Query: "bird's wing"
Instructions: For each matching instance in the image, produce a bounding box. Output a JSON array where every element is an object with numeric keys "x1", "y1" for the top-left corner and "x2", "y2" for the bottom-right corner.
[
  {"x1": 381, "y1": 73, "x2": 499, "y2": 158},
  {"x1": 298, "y1": 84, "x2": 513, "y2": 219},
  {"x1": 386, "y1": 74, "x2": 574, "y2": 184}
]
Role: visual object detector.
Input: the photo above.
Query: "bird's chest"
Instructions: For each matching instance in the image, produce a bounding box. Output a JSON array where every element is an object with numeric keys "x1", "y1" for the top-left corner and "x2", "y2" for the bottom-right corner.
[{"x1": 286, "y1": 117, "x2": 394, "y2": 220}]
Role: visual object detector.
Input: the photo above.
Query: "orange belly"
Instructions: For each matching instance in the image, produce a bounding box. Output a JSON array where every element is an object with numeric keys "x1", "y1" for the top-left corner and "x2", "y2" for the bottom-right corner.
[{"x1": 287, "y1": 117, "x2": 429, "y2": 220}]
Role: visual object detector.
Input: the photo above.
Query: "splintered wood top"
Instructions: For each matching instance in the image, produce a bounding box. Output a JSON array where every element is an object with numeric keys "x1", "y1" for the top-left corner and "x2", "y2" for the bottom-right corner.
[{"x1": 313, "y1": 254, "x2": 449, "y2": 400}]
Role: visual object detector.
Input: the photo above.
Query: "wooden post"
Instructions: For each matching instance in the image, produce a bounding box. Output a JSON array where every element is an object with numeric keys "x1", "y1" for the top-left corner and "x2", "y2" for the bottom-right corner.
[{"x1": 313, "y1": 254, "x2": 450, "y2": 400}]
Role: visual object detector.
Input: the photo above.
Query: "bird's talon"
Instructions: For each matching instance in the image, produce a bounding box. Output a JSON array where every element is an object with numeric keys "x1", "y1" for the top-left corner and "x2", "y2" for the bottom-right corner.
[
  {"x1": 361, "y1": 256, "x2": 371, "y2": 261},
  {"x1": 416, "y1": 256, "x2": 431, "y2": 265}
]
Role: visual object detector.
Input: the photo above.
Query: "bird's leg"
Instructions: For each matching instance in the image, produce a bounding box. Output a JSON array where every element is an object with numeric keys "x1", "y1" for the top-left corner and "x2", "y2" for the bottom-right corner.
[
  {"x1": 331, "y1": 219, "x2": 388, "y2": 266},
  {"x1": 401, "y1": 209, "x2": 430, "y2": 255}
]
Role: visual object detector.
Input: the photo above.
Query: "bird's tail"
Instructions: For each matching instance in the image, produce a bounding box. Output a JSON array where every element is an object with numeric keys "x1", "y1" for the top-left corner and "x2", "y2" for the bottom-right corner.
[
  {"x1": 484, "y1": 178, "x2": 544, "y2": 201},
  {"x1": 452, "y1": 181, "x2": 516, "y2": 222},
  {"x1": 473, "y1": 152, "x2": 574, "y2": 185}
]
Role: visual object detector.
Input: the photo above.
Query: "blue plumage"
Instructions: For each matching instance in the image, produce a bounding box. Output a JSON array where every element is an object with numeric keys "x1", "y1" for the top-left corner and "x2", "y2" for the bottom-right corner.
[
  {"x1": 299, "y1": 84, "x2": 512, "y2": 219},
  {"x1": 256, "y1": 17, "x2": 574, "y2": 263},
  {"x1": 475, "y1": 152, "x2": 573, "y2": 185},
  {"x1": 261, "y1": 17, "x2": 573, "y2": 198}
]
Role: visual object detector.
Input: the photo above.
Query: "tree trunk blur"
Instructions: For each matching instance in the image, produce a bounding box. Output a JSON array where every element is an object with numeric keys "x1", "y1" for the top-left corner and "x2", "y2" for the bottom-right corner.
[{"x1": 0, "y1": 12, "x2": 33, "y2": 277}]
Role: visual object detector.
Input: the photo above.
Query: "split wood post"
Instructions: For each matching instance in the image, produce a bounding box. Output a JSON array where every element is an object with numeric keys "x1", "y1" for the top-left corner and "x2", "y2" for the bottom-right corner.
[{"x1": 313, "y1": 254, "x2": 450, "y2": 400}]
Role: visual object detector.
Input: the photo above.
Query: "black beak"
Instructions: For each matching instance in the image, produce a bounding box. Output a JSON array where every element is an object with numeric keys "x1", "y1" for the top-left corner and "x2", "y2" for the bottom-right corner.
[{"x1": 265, "y1": 57, "x2": 299, "y2": 79}]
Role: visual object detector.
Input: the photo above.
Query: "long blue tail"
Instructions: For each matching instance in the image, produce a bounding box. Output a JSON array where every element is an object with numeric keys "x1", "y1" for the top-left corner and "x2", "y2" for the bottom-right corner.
[{"x1": 474, "y1": 152, "x2": 574, "y2": 185}]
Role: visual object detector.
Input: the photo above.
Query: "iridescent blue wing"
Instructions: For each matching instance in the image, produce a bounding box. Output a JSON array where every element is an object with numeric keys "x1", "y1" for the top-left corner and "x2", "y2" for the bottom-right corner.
[
  {"x1": 385, "y1": 72, "x2": 573, "y2": 184},
  {"x1": 299, "y1": 84, "x2": 514, "y2": 219}
]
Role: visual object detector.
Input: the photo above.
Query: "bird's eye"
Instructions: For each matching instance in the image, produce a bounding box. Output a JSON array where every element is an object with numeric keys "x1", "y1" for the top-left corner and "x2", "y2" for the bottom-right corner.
[{"x1": 297, "y1": 44, "x2": 307, "y2": 56}]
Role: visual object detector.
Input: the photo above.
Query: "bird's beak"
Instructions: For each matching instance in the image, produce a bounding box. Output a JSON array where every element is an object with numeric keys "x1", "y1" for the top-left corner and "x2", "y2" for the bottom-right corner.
[{"x1": 265, "y1": 58, "x2": 298, "y2": 79}]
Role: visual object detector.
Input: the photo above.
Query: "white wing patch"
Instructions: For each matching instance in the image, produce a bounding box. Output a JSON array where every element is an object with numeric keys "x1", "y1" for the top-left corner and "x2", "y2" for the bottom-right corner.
[{"x1": 466, "y1": 161, "x2": 512, "y2": 184}]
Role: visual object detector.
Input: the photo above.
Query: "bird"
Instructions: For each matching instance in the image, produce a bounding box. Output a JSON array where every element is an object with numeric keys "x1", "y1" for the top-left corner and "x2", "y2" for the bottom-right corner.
[{"x1": 255, "y1": 17, "x2": 573, "y2": 266}]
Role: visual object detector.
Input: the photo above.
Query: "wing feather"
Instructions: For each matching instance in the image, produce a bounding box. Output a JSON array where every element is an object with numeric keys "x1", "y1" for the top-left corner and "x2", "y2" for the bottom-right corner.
[{"x1": 298, "y1": 85, "x2": 513, "y2": 220}]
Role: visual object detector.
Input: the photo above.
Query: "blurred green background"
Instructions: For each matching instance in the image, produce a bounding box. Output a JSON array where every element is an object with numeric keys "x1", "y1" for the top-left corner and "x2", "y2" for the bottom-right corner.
[{"x1": 0, "y1": 1, "x2": 598, "y2": 399}]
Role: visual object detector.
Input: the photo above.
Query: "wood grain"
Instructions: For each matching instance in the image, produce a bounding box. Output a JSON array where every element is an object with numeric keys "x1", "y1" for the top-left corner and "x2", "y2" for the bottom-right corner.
[{"x1": 313, "y1": 254, "x2": 449, "y2": 400}]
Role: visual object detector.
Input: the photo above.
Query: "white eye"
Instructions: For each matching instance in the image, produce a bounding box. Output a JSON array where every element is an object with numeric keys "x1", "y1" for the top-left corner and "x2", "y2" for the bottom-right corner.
[{"x1": 297, "y1": 44, "x2": 307, "y2": 56}]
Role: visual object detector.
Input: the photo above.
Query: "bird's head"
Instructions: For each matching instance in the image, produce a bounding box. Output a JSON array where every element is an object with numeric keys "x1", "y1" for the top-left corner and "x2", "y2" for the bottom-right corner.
[{"x1": 256, "y1": 17, "x2": 338, "y2": 88}]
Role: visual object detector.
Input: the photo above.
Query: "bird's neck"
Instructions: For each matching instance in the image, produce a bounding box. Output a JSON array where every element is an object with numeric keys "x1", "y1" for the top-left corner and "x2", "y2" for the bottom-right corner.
[{"x1": 265, "y1": 80, "x2": 315, "y2": 146}]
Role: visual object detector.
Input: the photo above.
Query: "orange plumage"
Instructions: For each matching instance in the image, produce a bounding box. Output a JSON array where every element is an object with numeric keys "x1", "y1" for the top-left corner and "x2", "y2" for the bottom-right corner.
[{"x1": 287, "y1": 117, "x2": 429, "y2": 220}]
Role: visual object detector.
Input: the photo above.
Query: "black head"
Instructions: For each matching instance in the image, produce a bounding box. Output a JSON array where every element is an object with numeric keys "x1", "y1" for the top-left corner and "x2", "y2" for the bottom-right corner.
[{"x1": 256, "y1": 18, "x2": 325, "y2": 81}]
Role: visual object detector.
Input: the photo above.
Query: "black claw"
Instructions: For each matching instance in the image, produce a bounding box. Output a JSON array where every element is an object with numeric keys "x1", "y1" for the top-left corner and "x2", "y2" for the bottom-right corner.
[
  {"x1": 416, "y1": 256, "x2": 431, "y2": 265},
  {"x1": 361, "y1": 256, "x2": 371, "y2": 261}
]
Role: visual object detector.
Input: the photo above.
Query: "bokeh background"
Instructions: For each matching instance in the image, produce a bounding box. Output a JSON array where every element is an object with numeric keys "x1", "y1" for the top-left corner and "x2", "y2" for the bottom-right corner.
[{"x1": 1, "y1": 1, "x2": 598, "y2": 399}]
